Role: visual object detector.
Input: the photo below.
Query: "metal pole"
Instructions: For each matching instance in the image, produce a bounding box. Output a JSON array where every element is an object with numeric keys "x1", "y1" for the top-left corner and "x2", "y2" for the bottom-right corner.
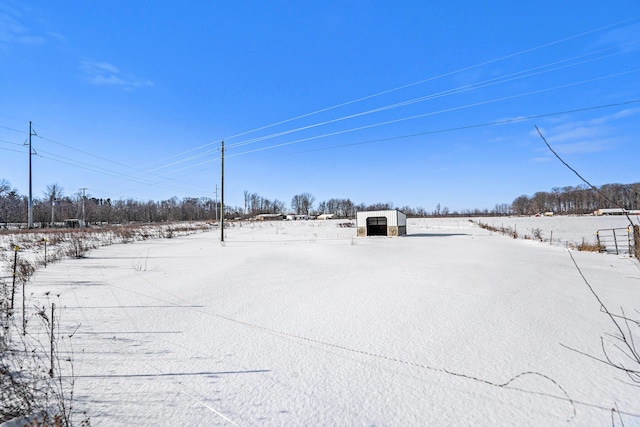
[
  {"x1": 80, "y1": 187, "x2": 88, "y2": 227},
  {"x1": 11, "y1": 246, "x2": 18, "y2": 310},
  {"x1": 28, "y1": 122, "x2": 33, "y2": 228},
  {"x1": 220, "y1": 140, "x2": 224, "y2": 242}
]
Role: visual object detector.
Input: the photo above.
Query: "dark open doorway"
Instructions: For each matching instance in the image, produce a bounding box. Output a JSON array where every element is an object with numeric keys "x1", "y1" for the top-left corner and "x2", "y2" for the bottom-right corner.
[{"x1": 366, "y1": 216, "x2": 387, "y2": 236}]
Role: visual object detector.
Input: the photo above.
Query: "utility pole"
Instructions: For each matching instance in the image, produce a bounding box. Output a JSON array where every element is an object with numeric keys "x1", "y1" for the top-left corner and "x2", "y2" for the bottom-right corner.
[
  {"x1": 220, "y1": 140, "x2": 225, "y2": 242},
  {"x1": 27, "y1": 122, "x2": 34, "y2": 228},
  {"x1": 79, "y1": 188, "x2": 88, "y2": 227}
]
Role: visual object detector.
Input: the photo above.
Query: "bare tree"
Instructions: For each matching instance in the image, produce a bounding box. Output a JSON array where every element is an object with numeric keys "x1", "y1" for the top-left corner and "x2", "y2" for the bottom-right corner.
[
  {"x1": 0, "y1": 180, "x2": 22, "y2": 227},
  {"x1": 291, "y1": 193, "x2": 315, "y2": 215},
  {"x1": 44, "y1": 184, "x2": 64, "y2": 227}
]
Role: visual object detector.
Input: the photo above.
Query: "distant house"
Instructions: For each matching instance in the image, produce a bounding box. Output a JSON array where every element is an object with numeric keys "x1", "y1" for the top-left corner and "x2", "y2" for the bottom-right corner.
[{"x1": 356, "y1": 210, "x2": 407, "y2": 237}]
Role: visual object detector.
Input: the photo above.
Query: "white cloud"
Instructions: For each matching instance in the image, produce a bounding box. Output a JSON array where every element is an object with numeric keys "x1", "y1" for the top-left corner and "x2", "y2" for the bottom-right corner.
[
  {"x1": 531, "y1": 156, "x2": 551, "y2": 163},
  {"x1": 80, "y1": 60, "x2": 153, "y2": 89},
  {"x1": 552, "y1": 138, "x2": 613, "y2": 155},
  {"x1": 594, "y1": 23, "x2": 640, "y2": 53},
  {"x1": 531, "y1": 105, "x2": 637, "y2": 156},
  {"x1": 546, "y1": 125, "x2": 603, "y2": 143},
  {"x1": 0, "y1": 7, "x2": 46, "y2": 47},
  {"x1": 610, "y1": 107, "x2": 640, "y2": 120}
]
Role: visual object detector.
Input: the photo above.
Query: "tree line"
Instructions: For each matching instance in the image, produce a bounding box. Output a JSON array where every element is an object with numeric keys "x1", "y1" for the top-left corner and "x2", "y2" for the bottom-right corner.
[
  {"x1": 511, "y1": 183, "x2": 640, "y2": 216},
  {"x1": 1, "y1": 178, "x2": 638, "y2": 227}
]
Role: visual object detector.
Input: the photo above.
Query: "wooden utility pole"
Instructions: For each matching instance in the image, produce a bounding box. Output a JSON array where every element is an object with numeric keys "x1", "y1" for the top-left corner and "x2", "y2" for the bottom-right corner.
[
  {"x1": 220, "y1": 140, "x2": 224, "y2": 242},
  {"x1": 28, "y1": 122, "x2": 34, "y2": 228}
]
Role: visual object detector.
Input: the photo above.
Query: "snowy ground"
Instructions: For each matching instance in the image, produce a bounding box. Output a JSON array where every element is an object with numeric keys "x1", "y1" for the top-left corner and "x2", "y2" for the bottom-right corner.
[
  {"x1": 469, "y1": 215, "x2": 638, "y2": 248},
  {"x1": 5, "y1": 217, "x2": 640, "y2": 425}
]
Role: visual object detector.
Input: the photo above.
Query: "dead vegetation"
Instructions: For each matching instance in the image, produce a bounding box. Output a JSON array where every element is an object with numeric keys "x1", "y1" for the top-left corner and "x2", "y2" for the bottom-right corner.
[{"x1": 0, "y1": 221, "x2": 211, "y2": 425}]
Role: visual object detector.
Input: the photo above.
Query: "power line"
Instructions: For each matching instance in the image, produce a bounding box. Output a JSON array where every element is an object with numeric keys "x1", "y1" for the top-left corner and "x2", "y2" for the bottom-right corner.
[
  {"x1": 138, "y1": 16, "x2": 640, "y2": 170},
  {"x1": 220, "y1": 15, "x2": 640, "y2": 144},
  {"x1": 274, "y1": 99, "x2": 640, "y2": 157},
  {"x1": 35, "y1": 150, "x2": 199, "y2": 195},
  {"x1": 0, "y1": 146, "x2": 26, "y2": 154},
  {"x1": 220, "y1": 71, "x2": 640, "y2": 159},
  {"x1": 0, "y1": 138, "x2": 26, "y2": 147},
  {"x1": 0, "y1": 124, "x2": 25, "y2": 134},
  {"x1": 1, "y1": 18, "x2": 637, "y2": 198},
  {"x1": 138, "y1": 55, "x2": 640, "y2": 176},
  {"x1": 223, "y1": 43, "x2": 640, "y2": 152},
  {"x1": 0, "y1": 125, "x2": 207, "y2": 196},
  {"x1": 34, "y1": 133, "x2": 199, "y2": 186},
  {"x1": 5, "y1": 68, "x2": 636, "y2": 195},
  {"x1": 163, "y1": 98, "x2": 640, "y2": 170}
]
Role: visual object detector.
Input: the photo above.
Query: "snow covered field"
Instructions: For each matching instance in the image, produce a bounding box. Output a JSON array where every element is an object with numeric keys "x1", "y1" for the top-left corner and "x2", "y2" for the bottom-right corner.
[
  {"x1": 5, "y1": 217, "x2": 640, "y2": 425},
  {"x1": 469, "y1": 215, "x2": 637, "y2": 247}
]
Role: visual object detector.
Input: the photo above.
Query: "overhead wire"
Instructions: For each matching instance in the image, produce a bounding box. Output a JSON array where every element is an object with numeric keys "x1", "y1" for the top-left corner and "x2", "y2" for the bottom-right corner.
[
  {"x1": 223, "y1": 43, "x2": 639, "y2": 152},
  {"x1": 34, "y1": 149, "x2": 202, "y2": 196},
  {"x1": 0, "y1": 123, "x2": 208, "y2": 197},
  {"x1": 0, "y1": 146, "x2": 26, "y2": 154},
  {"x1": 220, "y1": 15, "x2": 640, "y2": 144},
  {"x1": 34, "y1": 133, "x2": 198, "y2": 187},
  {"x1": 0, "y1": 124, "x2": 25, "y2": 134},
  {"x1": 1, "y1": 120, "x2": 208, "y2": 195},
  {"x1": 140, "y1": 15, "x2": 640, "y2": 168},
  {"x1": 220, "y1": 70, "x2": 640, "y2": 160},
  {"x1": 0, "y1": 138, "x2": 26, "y2": 147},
  {"x1": 160, "y1": 98, "x2": 640, "y2": 172},
  {"x1": 271, "y1": 99, "x2": 640, "y2": 157},
  {"x1": 142, "y1": 37, "x2": 640, "y2": 175},
  {"x1": 141, "y1": 42, "x2": 640, "y2": 174},
  {"x1": 1, "y1": 17, "x2": 638, "y2": 197},
  {"x1": 2, "y1": 61, "x2": 637, "y2": 196}
]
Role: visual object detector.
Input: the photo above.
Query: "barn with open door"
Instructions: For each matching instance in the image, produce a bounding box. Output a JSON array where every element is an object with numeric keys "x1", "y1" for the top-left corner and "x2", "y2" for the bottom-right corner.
[{"x1": 356, "y1": 210, "x2": 407, "y2": 237}]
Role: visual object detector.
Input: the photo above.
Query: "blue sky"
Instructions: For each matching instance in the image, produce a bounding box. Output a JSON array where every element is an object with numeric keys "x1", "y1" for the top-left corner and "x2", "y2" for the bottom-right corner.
[{"x1": 1, "y1": 1, "x2": 639, "y2": 212}]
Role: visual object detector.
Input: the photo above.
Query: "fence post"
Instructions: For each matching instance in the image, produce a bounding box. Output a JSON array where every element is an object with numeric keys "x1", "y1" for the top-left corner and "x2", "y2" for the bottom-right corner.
[
  {"x1": 43, "y1": 238, "x2": 48, "y2": 268},
  {"x1": 613, "y1": 228, "x2": 619, "y2": 255},
  {"x1": 11, "y1": 246, "x2": 18, "y2": 310},
  {"x1": 634, "y1": 225, "x2": 640, "y2": 259},
  {"x1": 49, "y1": 303, "x2": 55, "y2": 378}
]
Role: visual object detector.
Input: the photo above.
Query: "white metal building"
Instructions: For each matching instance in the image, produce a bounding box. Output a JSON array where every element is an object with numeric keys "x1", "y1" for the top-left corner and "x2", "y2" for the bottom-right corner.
[
  {"x1": 356, "y1": 210, "x2": 407, "y2": 237},
  {"x1": 594, "y1": 208, "x2": 640, "y2": 216}
]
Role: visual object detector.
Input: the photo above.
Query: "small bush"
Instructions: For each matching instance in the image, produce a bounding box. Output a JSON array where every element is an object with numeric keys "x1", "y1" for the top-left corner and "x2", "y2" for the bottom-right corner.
[
  {"x1": 532, "y1": 228, "x2": 543, "y2": 241},
  {"x1": 577, "y1": 239, "x2": 601, "y2": 252},
  {"x1": 66, "y1": 235, "x2": 94, "y2": 258}
]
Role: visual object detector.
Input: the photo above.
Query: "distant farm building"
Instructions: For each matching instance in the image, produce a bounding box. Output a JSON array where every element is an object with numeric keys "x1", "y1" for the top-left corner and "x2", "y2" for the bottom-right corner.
[
  {"x1": 316, "y1": 214, "x2": 335, "y2": 220},
  {"x1": 286, "y1": 214, "x2": 312, "y2": 221},
  {"x1": 594, "y1": 208, "x2": 640, "y2": 216},
  {"x1": 255, "y1": 213, "x2": 286, "y2": 221},
  {"x1": 356, "y1": 210, "x2": 407, "y2": 237}
]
